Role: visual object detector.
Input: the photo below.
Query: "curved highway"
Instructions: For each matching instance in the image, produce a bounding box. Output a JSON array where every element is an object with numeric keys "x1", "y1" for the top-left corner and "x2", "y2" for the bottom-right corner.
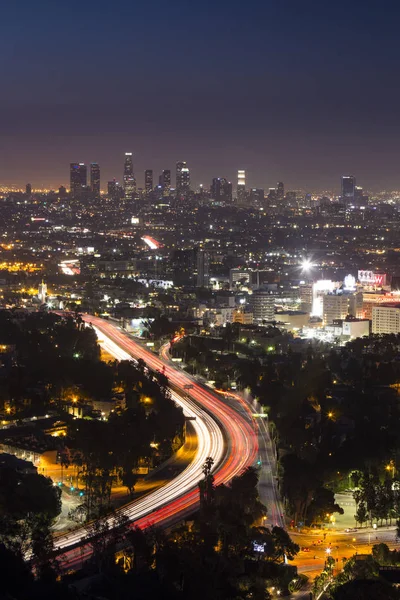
[{"x1": 54, "y1": 315, "x2": 258, "y2": 555}]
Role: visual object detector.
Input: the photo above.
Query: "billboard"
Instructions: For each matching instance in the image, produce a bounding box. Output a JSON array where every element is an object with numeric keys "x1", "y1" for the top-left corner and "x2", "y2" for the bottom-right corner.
[{"x1": 358, "y1": 271, "x2": 387, "y2": 286}]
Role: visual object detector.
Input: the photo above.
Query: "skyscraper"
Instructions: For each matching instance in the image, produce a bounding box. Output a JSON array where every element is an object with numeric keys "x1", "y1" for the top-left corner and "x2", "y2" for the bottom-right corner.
[
  {"x1": 90, "y1": 163, "x2": 100, "y2": 196},
  {"x1": 196, "y1": 250, "x2": 210, "y2": 288},
  {"x1": 211, "y1": 177, "x2": 232, "y2": 203},
  {"x1": 25, "y1": 183, "x2": 32, "y2": 196},
  {"x1": 277, "y1": 181, "x2": 284, "y2": 201},
  {"x1": 159, "y1": 170, "x2": 171, "y2": 195},
  {"x1": 341, "y1": 175, "x2": 356, "y2": 204},
  {"x1": 145, "y1": 170, "x2": 153, "y2": 195},
  {"x1": 176, "y1": 161, "x2": 190, "y2": 195},
  {"x1": 70, "y1": 163, "x2": 87, "y2": 198},
  {"x1": 249, "y1": 188, "x2": 264, "y2": 207},
  {"x1": 237, "y1": 170, "x2": 246, "y2": 205},
  {"x1": 108, "y1": 179, "x2": 123, "y2": 200},
  {"x1": 123, "y1": 152, "x2": 136, "y2": 199}
]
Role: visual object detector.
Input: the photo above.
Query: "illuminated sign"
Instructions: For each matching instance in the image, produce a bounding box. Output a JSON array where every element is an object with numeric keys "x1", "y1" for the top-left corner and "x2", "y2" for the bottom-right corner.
[
  {"x1": 358, "y1": 271, "x2": 387, "y2": 286},
  {"x1": 344, "y1": 274, "x2": 356, "y2": 290}
]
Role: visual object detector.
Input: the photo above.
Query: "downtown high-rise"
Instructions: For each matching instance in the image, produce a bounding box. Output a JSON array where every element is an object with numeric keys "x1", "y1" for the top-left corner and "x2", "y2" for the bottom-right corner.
[
  {"x1": 159, "y1": 170, "x2": 171, "y2": 195},
  {"x1": 176, "y1": 161, "x2": 190, "y2": 196},
  {"x1": 123, "y1": 152, "x2": 136, "y2": 200},
  {"x1": 211, "y1": 177, "x2": 232, "y2": 203},
  {"x1": 237, "y1": 169, "x2": 246, "y2": 205},
  {"x1": 70, "y1": 163, "x2": 87, "y2": 198},
  {"x1": 341, "y1": 175, "x2": 355, "y2": 204},
  {"x1": 145, "y1": 170, "x2": 153, "y2": 195},
  {"x1": 90, "y1": 163, "x2": 100, "y2": 197}
]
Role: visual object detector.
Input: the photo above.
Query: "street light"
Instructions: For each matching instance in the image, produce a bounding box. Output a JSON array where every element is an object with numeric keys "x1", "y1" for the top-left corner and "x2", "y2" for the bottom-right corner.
[
  {"x1": 386, "y1": 461, "x2": 396, "y2": 478},
  {"x1": 300, "y1": 258, "x2": 313, "y2": 272}
]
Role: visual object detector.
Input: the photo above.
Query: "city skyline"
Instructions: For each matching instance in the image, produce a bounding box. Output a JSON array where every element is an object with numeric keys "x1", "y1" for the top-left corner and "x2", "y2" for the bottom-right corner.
[
  {"x1": 2, "y1": 151, "x2": 400, "y2": 195},
  {"x1": 2, "y1": 1, "x2": 400, "y2": 190}
]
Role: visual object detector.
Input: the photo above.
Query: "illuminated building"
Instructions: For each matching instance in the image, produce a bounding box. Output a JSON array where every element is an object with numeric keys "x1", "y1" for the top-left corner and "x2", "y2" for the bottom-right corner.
[
  {"x1": 277, "y1": 181, "x2": 284, "y2": 201},
  {"x1": 90, "y1": 162, "x2": 100, "y2": 196},
  {"x1": 299, "y1": 283, "x2": 313, "y2": 312},
  {"x1": 341, "y1": 319, "x2": 370, "y2": 339},
  {"x1": 70, "y1": 163, "x2": 87, "y2": 198},
  {"x1": 237, "y1": 170, "x2": 246, "y2": 205},
  {"x1": 229, "y1": 268, "x2": 251, "y2": 290},
  {"x1": 211, "y1": 177, "x2": 232, "y2": 203},
  {"x1": 312, "y1": 280, "x2": 336, "y2": 317},
  {"x1": 196, "y1": 250, "x2": 210, "y2": 288},
  {"x1": 251, "y1": 290, "x2": 276, "y2": 322},
  {"x1": 159, "y1": 170, "x2": 171, "y2": 195},
  {"x1": 107, "y1": 179, "x2": 122, "y2": 200},
  {"x1": 38, "y1": 281, "x2": 47, "y2": 303},
  {"x1": 233, "y1": 309, "x2": 254, "y2": 325},
  {"x1": 341, "y1": 175, "x2": 355, "y2": 204},
  {"x1": 322, "y1": 291, "x2": 362, "y2": 325},
  {"x1": 249, "y1": 188, "x2": 264, "y2": 207},
  {"x1": 176, "y1": 161, "x2": 190, "y2": 196},
  {"x1": 145, "y1": 169, "x2": 153, "y2": 195},
  {"x1": 372, "y1": 305, "x2": 400, "y2": 334},
  {"x1": 123, "y1": 152, "x2": 136, "y2": 199}
]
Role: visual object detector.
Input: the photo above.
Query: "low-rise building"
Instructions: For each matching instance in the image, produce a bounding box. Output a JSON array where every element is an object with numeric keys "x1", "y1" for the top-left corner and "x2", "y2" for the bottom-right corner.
[{"x1": 372, "y1": 305, "x2": 400, "y2": 334}]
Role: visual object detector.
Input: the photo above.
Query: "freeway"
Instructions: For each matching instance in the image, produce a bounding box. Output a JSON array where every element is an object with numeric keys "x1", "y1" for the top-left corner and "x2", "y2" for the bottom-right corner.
[
  {"x1": 53, "y1": 315, "x2": 258, "y2": 557},
  {"x1": 159, "y1": 341, "x2": 286, "y2": 529}
]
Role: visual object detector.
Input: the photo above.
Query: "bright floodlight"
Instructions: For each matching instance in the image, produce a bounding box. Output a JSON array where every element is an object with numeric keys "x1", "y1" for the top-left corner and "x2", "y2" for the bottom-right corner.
[{"x1": 301, "y1": 258, "x2": 313, "y2": 271}]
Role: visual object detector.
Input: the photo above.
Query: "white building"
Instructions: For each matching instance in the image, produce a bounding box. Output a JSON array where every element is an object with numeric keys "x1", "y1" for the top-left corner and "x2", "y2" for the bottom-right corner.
[
  {"x1": 342, "y1": 319, "x2": 370, "y2": 339},
  {"x1": 372, "y1": 305, "x2": 400, "y2": 334},
  {"x1": 251, "y1": 290, "x2": 276, "y2": 322},
  {"x1": 322, "y1": 292, "x2": 362, "y2": 325},
  {"x1": 229, "y1": 268, "x2": 250, "y2": 290}
]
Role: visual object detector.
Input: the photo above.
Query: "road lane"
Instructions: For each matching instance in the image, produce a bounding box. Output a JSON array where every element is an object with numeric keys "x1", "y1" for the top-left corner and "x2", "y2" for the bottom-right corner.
[{"x1": 52, "y1": 315, "x2": 258, "y2": 559}]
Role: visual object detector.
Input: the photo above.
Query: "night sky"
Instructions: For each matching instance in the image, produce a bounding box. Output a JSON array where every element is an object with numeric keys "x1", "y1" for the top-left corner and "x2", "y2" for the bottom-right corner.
[{"x1": 1, "y1": 0, "x2": 400, "y2": 192}]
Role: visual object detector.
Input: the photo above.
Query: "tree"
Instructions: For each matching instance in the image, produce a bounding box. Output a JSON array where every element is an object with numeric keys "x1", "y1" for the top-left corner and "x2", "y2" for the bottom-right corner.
[
  {"x1": 307, "y1": 487, "x2": 343, "y2": 524},
  {"x1": 355, "y1": 501, "x2": 368, "y2": 528},
  {"x1": 372, "y1": 543, "x2": 392, "y2": 565},
  {"x1": 29, "y1": 513, "x2": 59, "y2": 582},
  {"x1": 269, "y1": 526, "x2": 300, "y2": 562},
  {"x1": 121, "y1": 466, "x2": 138, "y2": 498}
]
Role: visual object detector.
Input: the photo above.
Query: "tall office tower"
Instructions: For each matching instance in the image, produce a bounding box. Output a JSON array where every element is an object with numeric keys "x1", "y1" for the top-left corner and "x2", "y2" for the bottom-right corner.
[
  {"x1": 70, "y1": 163, "x2": 87, "y2": 198},
  {"x1": 90, "y1": 163, "x2": 100, "y2": 196},
  {"x1": 108, "y1": 179, "x2": 117, "y2": 198},
  {"x1": 249, "y1": 188, "x2": 264, "y2": 207},
  {"x1": 277, "y1": 181, "x2": 284, "y2": 201},
  {"x1": 196, "y1": 250, "x2": 210, "y2": 288},
  {"x1": 123, "y1": 152, "x2": 136, "y2": 199},
  {"x1": 25, "y1": 183, "x2": 32, "y2": 196},
  {"x1": 159, "y1": 169, "x2": 171, "y2": 195},
  {"x1": 144, "y1": 169, "x2": 153, "y2": 195},
  {"x1": 108, "y1": 179, "x2": 123, "y2": 200},
  {"x1": 354, "y1": 185, "x2": 369, "y2": 206},
  {"x1": 251, "y1": 290, "x2": 277, "y2": 322},
  {"x1": 211, "y1": 177, "x2": 232, "y2": 203},
  {"x1": 237, "y1": 169, "x2": 246, "y2": 205},
  {"x1": 341, "y1": 175, "x2": 355, "y2": 204},
  {"x1": 176, "y1": 161, "x2": 190, "y2": 195},
  {"x1": 58, "y1": 185, "x2": 67, "y2": 198}
]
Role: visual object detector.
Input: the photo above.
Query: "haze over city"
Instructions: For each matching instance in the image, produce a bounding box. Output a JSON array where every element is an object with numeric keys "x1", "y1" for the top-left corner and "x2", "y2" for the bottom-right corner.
[{"x1": 2, "y1": 0, "x2": 400, "y2": 190}]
